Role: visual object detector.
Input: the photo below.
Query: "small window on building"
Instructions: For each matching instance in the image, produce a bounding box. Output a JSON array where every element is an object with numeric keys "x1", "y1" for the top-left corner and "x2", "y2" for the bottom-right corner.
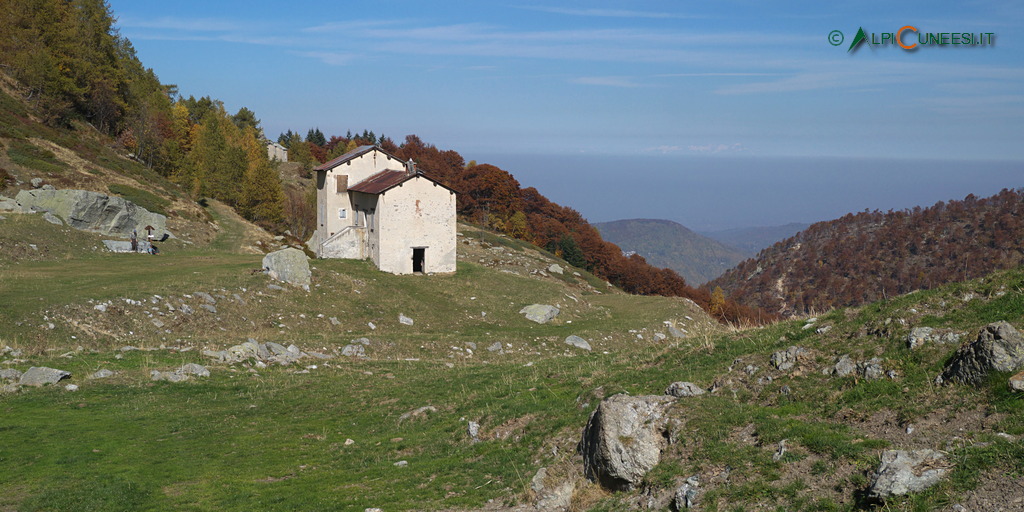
[
  {"x1": 335, "y1": 175, "x2": 348, "y2": 193},
  {"x1": 338, "y1": 208, "x2": 347, "y2": 219}
]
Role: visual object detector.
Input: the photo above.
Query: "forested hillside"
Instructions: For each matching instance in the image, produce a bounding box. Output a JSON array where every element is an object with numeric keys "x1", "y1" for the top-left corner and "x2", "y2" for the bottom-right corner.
[
  {"x1": 594, "y1": 218, "x2": 746, "y2": 285},
  {"x1": 0, "y1": 0, "x2": 768, "y2": 324},
  {"x1": 710, "y1": 189, "x2": 1024, "y2": 316}
]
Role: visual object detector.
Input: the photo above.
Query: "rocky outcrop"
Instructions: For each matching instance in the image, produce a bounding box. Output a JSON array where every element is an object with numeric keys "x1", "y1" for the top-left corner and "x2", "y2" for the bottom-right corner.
[
  {"x1": 14, "y1": 188, "x2": 169, "y2": 237},
  {"x1": 941, "y1": 321, "x2": 1024, "y2": 385},
  {"x1": 262, "y1": 248, "x2": 311, "y2": 290},
  {"x1": 869, "y1": 449, "x2": 949, "y2": 499},
  {"x1": 579, "y1": 394, "x2": 676, "y2": 491}
]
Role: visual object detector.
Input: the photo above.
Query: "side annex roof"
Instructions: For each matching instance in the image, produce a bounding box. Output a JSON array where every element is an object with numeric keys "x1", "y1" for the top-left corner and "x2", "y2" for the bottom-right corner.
[{"x1": 348, "y1": 169, "x2": 458, "y2": 196}]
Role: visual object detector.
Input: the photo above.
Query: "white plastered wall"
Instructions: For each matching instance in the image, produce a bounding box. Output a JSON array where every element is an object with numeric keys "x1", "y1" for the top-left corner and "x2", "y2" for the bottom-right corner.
[{"x1": 375, "y1": 177, "x2": 457, "y2": 274}]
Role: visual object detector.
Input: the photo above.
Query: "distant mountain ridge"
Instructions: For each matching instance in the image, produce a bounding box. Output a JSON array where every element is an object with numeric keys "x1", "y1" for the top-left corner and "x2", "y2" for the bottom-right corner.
[
  {"x1": 708, "y1": 189, "x2": 1024, "y2": 317},
  {"x1": 594, "y1": 218, "x2": 746, "y2": 285},
  {"x1": 701, "y1": 222, "x2": 810, "y2": 256}
]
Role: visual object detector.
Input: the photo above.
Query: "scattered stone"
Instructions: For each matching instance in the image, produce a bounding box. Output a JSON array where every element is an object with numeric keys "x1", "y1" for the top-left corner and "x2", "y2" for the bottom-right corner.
[
  {"x1": 536, "y1": 480, "x2": 575, "y2": 511},
  {"x1": 31, "y1": 178, "x2": 44, "y2": 188},
  {"x1": 520, "y1": 304, "x2": 560, "y2": 324},
  {"x1": 341, "y1": 344, "x2": 366, "y2": 358},
  {"x1": 42, "y1": 212, "x2": 63, "y2": 225},
  {"x1": 0, "y1": 196, "x2": 17, "y2": 211},
  {"x1": 19, "y1": 367, "x2": 71, "y2": 387},
  {"x1": 548, "y1": 263, "x2": 564, "y2": 275},
  {"x1": 399, "y1": 406, "x2": 437, "y2": 421},
  {"x1": 665, "y1": 381, "x2": 705, "y2": 398},
  {"x1": 345, "y1": 438, "x2": 355, "y2": 445},
  {"x1": 579, "y1": 394, "x2": 676, "y2": 491},
  {"x1": 232, "y1": 293, "x2": 246, "y2": 305},
  {"x1": 266, "y1": 284, "x2": 285, "y2": 291},
  {"x1": 151, "y1": 318, "x2": 165, "y2": 328},
  {"x1": 199, "y1": 304, "x2": 217, "y2": 314},
  {"x1": 832, "y1": 354, "x2": 856, "y2": 377},
  {"x1": 179, "y1": 304, "x2": 194, "y2": 315},
  {"x1": 859, "y1": 358, "x2": 886, "y2": 380},
  {"x1": 329, "y1": 317, "x2": 341, "y2": 326},
  {"x1": 467, "y1": 421, "x2": 481, "y2": 443},
  {"x1": 88, "y1": 369, "x2": 115, "y2": 380},
  {"x1": 179, "y1": 363, "x2": 210, "y2": 377},
  {"x1": 816, "y1": 325, "x2": 832, "y2": 334},
  {"x1": 487, "y1": 342, "x2": 503, "y2": 353},
  {"x1": 531, "y1": 467, "x2": 547, "y2": 492},
  {"x1": 653, "y1": 332, "x2": 667, "y2": 342},
  {"x1": 770, "y1": 346, "x2": 808, "y2": 371},
  {"x1": 393, "y1": 460, "x2": 408, "y2": 467},
  {"x1": 399, "y1": 314, "x2": 414, "y2": 326},
  {"x1": 564, "y1": 335, "x2": 592, "y2": 351},
  {"x1": 907, "y1": 327, "x2": 962, "y2": 349},
  {"x1": 673, "y1": 475, "x2": 700, "y2": 510},
  {"x1": 262, "y1": 247, "x2": 312, "y2": 290},
  {"x1": 667, "y1": 324, "x2": 687, "y2": 339},
  {"x1": 0, "y1": 369, "x2": 24, "y2": 381},
  {"x1": 150, "y1": 370, "x2": 189, "y2": 382},
  {"x1": 1, "y1": 383, "x2": 20, "y2": 394},
  {"x1": 869, "y1": 449, "x2": 949, "y2": 499},
  {"x1": 772, "y1": 440, "x2": 787, "y2": 462},
  {"x1": 368, "y1": 322, "x2": 376, "y2": 330},
  {"x1": 1010, "y1": 371, "x2": 1024, "y2": 392},
  {"x1": 64, "y1": 384, "x2": 79, "y2": 392},
  {"x1": 941, "y1": 321, "x2": 1024, "y2": 385},
  {"x1": 194, "y1": 292, "x2": 216, "y2": 304}
]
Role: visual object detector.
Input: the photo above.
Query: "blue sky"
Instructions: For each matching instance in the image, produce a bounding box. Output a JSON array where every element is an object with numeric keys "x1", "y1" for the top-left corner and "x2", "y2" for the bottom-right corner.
[{"x1": 108, "y1": 1, "x2": 1023, "y2": 229}]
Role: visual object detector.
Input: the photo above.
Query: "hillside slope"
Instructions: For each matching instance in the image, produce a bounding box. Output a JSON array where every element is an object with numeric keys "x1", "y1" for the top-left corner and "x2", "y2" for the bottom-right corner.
[
  {"x1": 701, "y1": 222, "x2": 810, "y2": 256},
  {"x1": 595, "y1": 218, "x2": 746, "y2": 285},
  {"x1": 3, "y1": 198, "x2": 1024, "y2": 511},
  {"x1": 709, "y1": 189, "x2": 1024, "y2": 316}
]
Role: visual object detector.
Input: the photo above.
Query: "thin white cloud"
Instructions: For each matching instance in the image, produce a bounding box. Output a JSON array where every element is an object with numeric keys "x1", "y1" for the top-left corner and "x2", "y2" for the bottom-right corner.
[
  {"x1": 117, "y1": 16, "x2": 247, "y2": 32},
  {"x1": 516, "y1": 5, "x2": 702, "y2": 19},
  {"x1": 688, "y1": 143, "x2": 746, "y2": 154},
  {"x1": 298, "y1": 51, "x2": 358, "y2": 66},
  {"x1": 643, "y1": 145, "x2": 683, "y2": 154},
  {"x1": 571, "y1": 76, "x2": 645, "y2": 88}
]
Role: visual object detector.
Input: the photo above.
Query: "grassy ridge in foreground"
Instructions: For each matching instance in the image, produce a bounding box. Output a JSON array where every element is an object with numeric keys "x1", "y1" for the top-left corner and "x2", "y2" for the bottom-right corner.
[{"x1": 2, "y1": 206, "x2": 1024, "y2": 511}]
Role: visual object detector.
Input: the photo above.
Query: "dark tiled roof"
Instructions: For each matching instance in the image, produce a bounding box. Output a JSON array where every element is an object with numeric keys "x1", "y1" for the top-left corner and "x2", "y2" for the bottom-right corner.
[
  {"x1": 348, "y1": 170, "x2": 413, "y2": 194},
  {"x1": 313, "y1": 145, "x2": 402, "y2": 172}
]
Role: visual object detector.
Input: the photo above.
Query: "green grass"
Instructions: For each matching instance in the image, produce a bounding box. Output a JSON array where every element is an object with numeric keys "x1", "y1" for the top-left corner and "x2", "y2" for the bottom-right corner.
[
  {"x1": 2, "y1": 203, "x2": 1024, "y2": 510},
  {"x1": 108, "y1": 183, "x2": 171, "y2": 215},
  {"x1": 6, "y1": 139, "x2": 67, "y2": 173}
]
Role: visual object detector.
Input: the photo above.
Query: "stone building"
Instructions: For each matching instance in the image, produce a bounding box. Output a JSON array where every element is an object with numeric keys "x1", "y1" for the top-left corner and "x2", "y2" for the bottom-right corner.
[
  {"x1": 266, "y1": 140, "x2": 288, "y2": 162},
  {"x1": 308, "y1": 145, "x2": 457, "y2": 274}
]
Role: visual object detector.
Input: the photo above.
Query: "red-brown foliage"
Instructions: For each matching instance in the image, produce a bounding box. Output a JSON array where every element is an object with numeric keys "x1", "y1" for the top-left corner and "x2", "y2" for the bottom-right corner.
[{"x1": 709, "y1": 188, "x2": 1024, "y2": 317}]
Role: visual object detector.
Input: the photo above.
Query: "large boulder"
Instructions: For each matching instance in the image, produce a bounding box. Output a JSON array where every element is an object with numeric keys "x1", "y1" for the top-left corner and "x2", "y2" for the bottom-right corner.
[
  {"x1": 19, "y1": 367, "x2": 71, "y2": 387},
  {"x1": 14, "y1": 188, "x2": 169, "y2": 237},
  {"x1": 262, "y1": 248, "x2": 311, "y2": 290},
  {"x1": 941, "y1": 321, "x2": 1024, "y2": 385},
  {"x1": 579, "y1": 394, "x2": 676, "y2": 491},
  {"x1": 520, "y1": 304, "x2": 559, "y2": 324},
  {"x1": 869, "y1": 449, "x2": 949, "y2": 499}
]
